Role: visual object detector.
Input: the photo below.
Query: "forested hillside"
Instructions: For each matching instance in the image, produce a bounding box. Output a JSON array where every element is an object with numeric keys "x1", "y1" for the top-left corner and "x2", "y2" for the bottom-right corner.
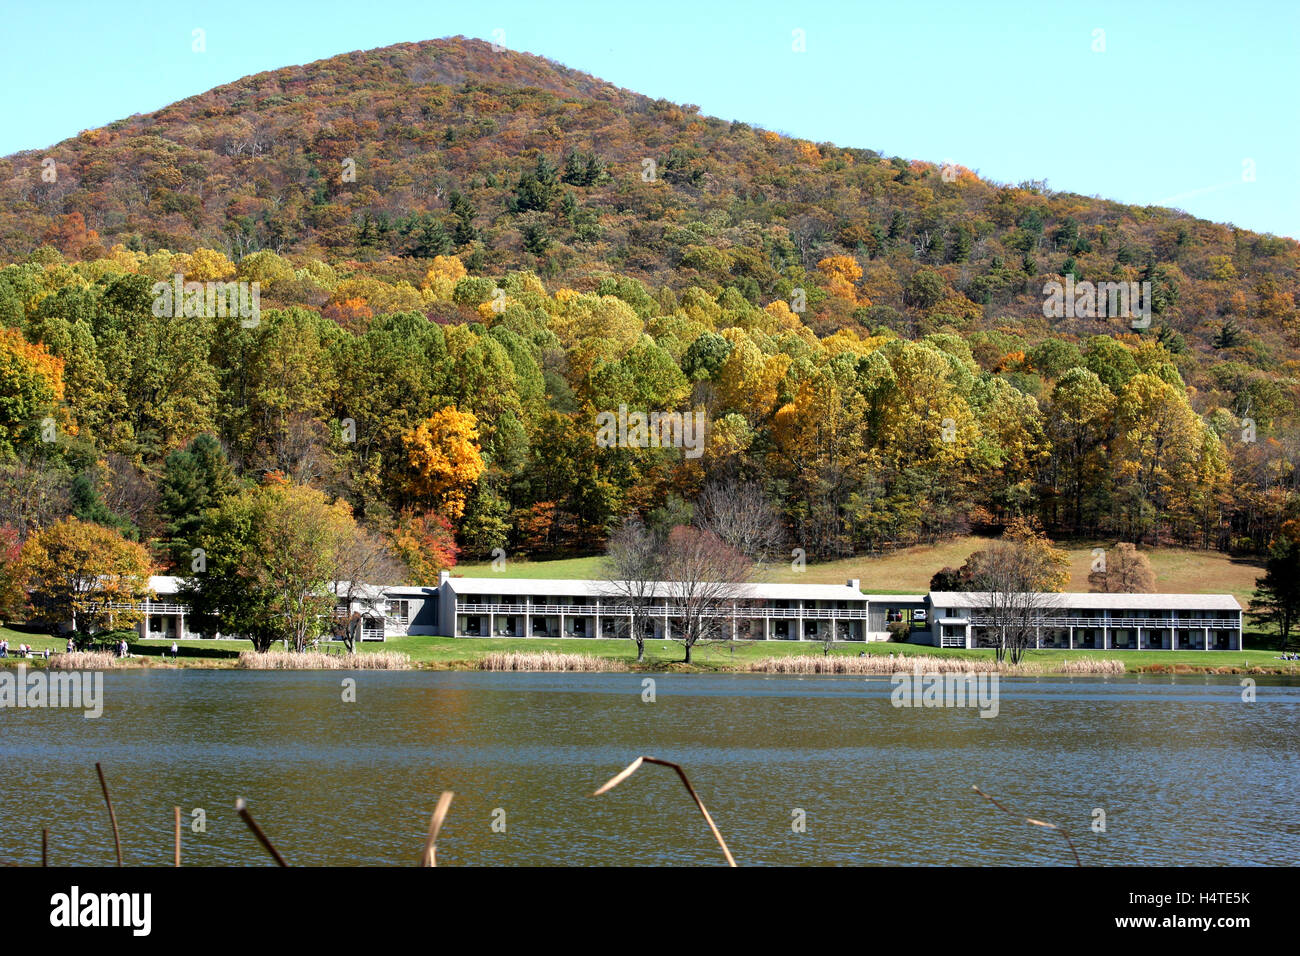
[{"x1": 0, "y1": 36, "x2": 1297, "y2": 592}]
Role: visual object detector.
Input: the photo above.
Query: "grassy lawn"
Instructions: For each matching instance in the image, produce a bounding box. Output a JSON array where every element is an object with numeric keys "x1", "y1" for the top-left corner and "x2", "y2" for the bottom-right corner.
[
  {"x1": 352, "y1": 634, "x2": 1299, "y2": 673},
  {"x1": 3, "y1": 627, "x2": 1293, "y2": 673},
  {"x1": 454, "y1": 536, "x2": 1268, "y2": 604},
  {"x1": 0, "y1": 628, "x2": 253, "y2": 667},
  {"x1": 455, "y1": 555, "x2": 606, "y2": 579}
]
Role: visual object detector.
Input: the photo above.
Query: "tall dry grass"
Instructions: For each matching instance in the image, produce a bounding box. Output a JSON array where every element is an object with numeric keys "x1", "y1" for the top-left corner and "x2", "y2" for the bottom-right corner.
[
  {"x1": 475, "y1": 651, "x2": 628, "y2": 672},
  {"x1": 1054, "y1": 658, "x2": 1126, "y2": 675},
  {"x1": 236, "y1": 650, "x2": 411, "y2": 670},
  {"x1": 49, "y1": 651, "x2": 118, "y2": 669},
  {"x1": 747, "y1": 654, "x2": 1125, "y2": 675}
]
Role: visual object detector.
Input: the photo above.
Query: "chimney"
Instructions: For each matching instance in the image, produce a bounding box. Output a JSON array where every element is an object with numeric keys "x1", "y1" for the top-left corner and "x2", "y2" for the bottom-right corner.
[
  {"x1": 439, "y1": 570, "x2": 450, "y2": 586},
  {"x1": 847, "y1": 579, "x2": 860, "y2": 590}
]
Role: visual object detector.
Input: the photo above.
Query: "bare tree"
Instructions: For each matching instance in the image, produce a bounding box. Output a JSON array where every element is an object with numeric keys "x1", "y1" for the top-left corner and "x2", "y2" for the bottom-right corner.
[
  {"x1": 601, "y1": 516, "x2": 662, "y2": 662},
  {"x1": 329, "y1": 524, "x2": 406, "y2": 653},
  {"x1": 0, "y1": 453, "x2": 70, "y2": 539},
  {"x1": 967, "y1": 541, "x2": 1061, "y2": 665},
  {"x1": 694, "y1": 479, "x2": 786, "y2": 570},
  {"x1": 659, "y1": 526, "x2": 752, "y2": 664},
  {"x1": 102, "y1": 453, "x2": 160, "y2": 538}
]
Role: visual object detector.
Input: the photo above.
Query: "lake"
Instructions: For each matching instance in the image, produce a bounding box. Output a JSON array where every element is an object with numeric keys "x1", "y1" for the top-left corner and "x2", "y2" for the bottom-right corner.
[{"x1": 1, "y1": 670, "x2": 1296, "y2": 866}]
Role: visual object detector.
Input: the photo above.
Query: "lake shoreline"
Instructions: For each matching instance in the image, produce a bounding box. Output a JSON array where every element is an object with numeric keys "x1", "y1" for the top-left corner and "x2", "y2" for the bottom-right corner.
[{"x1": 3, "y1": 654, "x2": 1297, "y2": 676}]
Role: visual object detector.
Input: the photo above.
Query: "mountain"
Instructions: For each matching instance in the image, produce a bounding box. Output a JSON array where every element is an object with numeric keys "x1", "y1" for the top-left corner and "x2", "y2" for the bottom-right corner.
[
  {"x1": 0, "y1": 37, "x2": 1297, "y2": 566},
  {"x1": 1, "y1": 36, "x2": 1296, "y2": 355}
]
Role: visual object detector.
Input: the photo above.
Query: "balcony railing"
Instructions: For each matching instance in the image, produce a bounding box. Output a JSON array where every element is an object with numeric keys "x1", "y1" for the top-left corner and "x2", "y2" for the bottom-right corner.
[
  {"x1": 455, "y1": 602, "x2": 868, "y2": 620},
  {"x1": 112, "y1": 601, "x2": 190, "y2": 615},
  {"x1": 967, "y1": 615, "x2": 1239, "y2": 628}
]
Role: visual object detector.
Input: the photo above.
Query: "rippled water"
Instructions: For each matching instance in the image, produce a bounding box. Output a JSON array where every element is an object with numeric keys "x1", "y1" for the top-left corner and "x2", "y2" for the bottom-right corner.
[{"x1": 1, "y1": 670, "x2": 1296, "y2": 866}]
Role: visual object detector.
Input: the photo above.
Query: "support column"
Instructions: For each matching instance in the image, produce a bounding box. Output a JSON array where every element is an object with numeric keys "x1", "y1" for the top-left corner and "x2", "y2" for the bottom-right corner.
[
  {"x1": 763, "y1": 617, "x2": 770, "y2": 641},
  {"x1": 1068, "y1": 625, "x2": 1074, "y2": 650}
]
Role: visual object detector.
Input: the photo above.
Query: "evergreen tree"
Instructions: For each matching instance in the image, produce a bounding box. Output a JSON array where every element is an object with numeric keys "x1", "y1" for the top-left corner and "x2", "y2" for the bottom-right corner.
[
  {"x1": 70, "y1": 472, "x2": 136, "y2": 538},
  {"x1": 449, "y1": 191, "x2": 478, "y2": 246},
  {"x1": 1250, "y1": 540, "x2": 1300, "y2": 651},
  {"x1": 406, "y1": 216, "x2": 452, "y2": 258},
  {"x1": 508, "y1": 155, "x2": 560, "y2": 213},
  {"x1": 159, "y1": 434, "x2": 237, "y2": 567}
]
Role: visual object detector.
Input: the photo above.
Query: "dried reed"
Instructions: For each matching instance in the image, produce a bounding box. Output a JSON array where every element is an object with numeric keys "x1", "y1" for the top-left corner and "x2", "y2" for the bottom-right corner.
[
  {"x1": 236, "y1": 650, "x2": 411, "y2": 669},
  {"x1": 475, "y1": 651, "x2": 628, "y2": 672},
  {"x1": 594, "y1": 757, "x2": 736, "y2": 866},
  {"x1": 50, "y1": 651, "x2": 117, "y2": 669},
  {"x1": 421, "y1": 791, "x2": 454, "y2": 867},
  {"x1": 747, "y1": 654, "x2": 1125, "y2": 675},
  {"x1": 95, "y1": 762, "x2": 123, "y2": 866},
  {"x1": 972, "y1": 785, "x2": 1081, "y2": 866},
  {"x1": 235, "y1": 797, "x2": 287, "y2": 866}
]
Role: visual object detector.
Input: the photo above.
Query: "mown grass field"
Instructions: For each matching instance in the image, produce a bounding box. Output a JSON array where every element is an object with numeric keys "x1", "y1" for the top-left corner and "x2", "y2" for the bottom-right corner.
[
  {"x1": 355, "y1": 635, "x2": 1298, "y2": 673},
  {"x1": 3, "y1": 627, "x2": 1294, "y2": 674}
]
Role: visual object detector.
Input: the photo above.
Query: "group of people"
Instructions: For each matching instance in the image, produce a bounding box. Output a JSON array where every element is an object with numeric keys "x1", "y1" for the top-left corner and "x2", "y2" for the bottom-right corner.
[{"x1": 0, "y1": 639, "x2": 49, "y2": 659}]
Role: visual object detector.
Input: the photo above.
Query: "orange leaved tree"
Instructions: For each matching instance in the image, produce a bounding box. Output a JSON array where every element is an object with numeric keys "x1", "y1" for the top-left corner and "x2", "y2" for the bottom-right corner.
[{"x1": 20, "y1": 517, "x2": 154, "y2": 638}]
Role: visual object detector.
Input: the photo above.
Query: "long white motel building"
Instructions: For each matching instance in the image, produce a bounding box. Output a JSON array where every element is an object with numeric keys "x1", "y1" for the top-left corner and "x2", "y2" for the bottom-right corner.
[{"x1": 129, "y1": 573, "x2": 1243, "y2": 651}]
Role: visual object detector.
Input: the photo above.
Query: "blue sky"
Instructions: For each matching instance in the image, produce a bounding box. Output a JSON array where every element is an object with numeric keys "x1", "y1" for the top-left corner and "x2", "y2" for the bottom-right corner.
[{"x1": 1, "y1": 0, "x2": 1296, "y2": 237}]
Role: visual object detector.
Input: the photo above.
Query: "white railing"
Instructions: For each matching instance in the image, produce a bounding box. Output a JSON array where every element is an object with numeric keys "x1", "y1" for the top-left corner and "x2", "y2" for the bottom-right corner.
[
  {"x1": 968, "y1": 616, "x2": 1239, "y2": 628},
  {"x1": 113, "y1": 601, "x2": 190, "y2": 614},
  {"x1": 456, "y1": 602, "x2": 868, "y2": 620}
]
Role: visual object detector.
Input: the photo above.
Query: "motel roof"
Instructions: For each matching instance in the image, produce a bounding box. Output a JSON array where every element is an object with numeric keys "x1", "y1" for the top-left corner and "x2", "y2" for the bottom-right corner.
[
  {"x1": 148, "y1": 576, "x2": 435, "y2": 598},
  {"x1": 929, "y1": 591, "x2": 1242, "y2": 611},
  {"x1": 441, "y1": 576, "x2": 872, "y2": 602}
]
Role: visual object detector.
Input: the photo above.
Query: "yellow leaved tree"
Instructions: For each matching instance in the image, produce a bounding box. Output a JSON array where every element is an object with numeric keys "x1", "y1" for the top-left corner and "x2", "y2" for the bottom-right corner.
[{"x1": 402, "y1": 407, "x2": 485, "y2": 520}]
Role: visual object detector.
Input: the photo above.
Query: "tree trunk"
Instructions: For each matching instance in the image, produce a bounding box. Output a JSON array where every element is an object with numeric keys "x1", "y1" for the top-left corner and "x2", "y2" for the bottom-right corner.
[{"x1": 684, "y1": 641, "x2": 692, "y2": 665}]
